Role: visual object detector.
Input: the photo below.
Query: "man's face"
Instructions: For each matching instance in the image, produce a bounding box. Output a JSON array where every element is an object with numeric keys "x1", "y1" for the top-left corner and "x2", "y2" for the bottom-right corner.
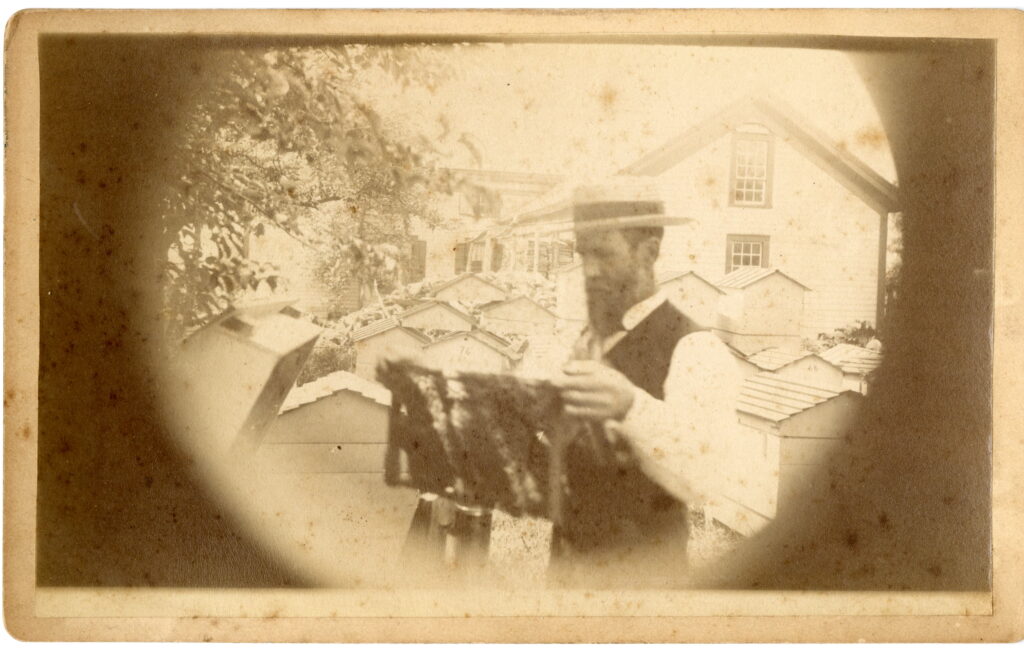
[{"x1": 576, "y1": 229, "x2": 646, "y2": 337}]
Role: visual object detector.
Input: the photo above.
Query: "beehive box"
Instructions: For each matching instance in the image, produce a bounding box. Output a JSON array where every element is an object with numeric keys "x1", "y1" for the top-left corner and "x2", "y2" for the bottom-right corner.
[
  {"x1": 177, "y1": 299, "x2": 322, "y2": 452},
  {"x1": 710, "y1": 372, "x2": 863, "y2": 536}
]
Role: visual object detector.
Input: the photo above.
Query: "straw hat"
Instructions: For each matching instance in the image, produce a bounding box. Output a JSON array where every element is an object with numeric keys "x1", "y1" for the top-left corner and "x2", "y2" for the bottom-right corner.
[{"x1": 571, "y1": 178, "x2": 697, "y2": 232}]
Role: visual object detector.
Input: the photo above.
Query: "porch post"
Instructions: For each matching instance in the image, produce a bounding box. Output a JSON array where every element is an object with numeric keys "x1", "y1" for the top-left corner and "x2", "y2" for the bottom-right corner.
[{"x1": 876, "y1": 211, "x2": 890, "y2": 330}]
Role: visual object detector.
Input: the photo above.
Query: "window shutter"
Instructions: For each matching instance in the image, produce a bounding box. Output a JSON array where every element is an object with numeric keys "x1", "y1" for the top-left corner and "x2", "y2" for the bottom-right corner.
[
  {"x1": 454, "y1": 243, "x2": 468, "y2": 274},
  {"x1": 409, "y1": 239, "x2": 426, "y2": 282}
]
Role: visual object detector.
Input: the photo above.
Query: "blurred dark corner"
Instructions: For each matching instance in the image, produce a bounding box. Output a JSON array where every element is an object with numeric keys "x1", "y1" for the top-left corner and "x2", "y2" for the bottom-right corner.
[{"x1": 36, "y1": 35, "x2": 993, "y2": 588}]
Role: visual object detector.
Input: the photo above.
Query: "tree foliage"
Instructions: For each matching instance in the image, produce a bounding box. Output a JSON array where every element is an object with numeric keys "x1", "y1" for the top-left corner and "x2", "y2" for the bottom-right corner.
[{"x1": 160, "y1": 44, "x2": 479, "y2": 338}]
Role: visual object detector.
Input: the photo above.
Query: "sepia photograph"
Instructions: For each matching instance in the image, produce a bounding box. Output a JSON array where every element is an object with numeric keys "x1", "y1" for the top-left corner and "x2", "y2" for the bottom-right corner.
[{"x1": 4, "y1": 8, "x2": 1023, "y2": 643}]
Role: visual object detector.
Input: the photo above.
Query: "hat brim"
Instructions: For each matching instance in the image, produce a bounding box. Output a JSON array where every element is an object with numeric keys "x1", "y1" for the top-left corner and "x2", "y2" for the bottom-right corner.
[{"x1": 573, "y1": 214, "x2": 698, "y2": 232}]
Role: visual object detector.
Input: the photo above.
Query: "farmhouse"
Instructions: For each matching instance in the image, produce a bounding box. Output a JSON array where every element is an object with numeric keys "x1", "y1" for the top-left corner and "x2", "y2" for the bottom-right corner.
[
  {"x1": 450, "y1": 95, "x2": 899, "y2": 339},
  {"x1": 417, "y1": 168, "x2": 564, "y2": 279},
  {"x1": 711, "y1": 372, "x2": 864, "y2": 536}
]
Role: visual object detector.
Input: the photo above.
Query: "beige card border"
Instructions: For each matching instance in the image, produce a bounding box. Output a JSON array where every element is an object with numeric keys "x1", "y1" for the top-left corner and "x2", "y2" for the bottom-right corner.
[{"x1": 4, "y1": 9, "x2": 1023, "y2": 643}]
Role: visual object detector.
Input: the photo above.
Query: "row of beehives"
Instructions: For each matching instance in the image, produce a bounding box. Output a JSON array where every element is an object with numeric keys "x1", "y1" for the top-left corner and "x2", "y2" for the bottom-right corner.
[
  {"x1": 262, "y1": 328, "x2": 882, "y2": 541},
  {"x1": 349, "y1": 272, "x2": 567, "y2": 381},
  {"x1": 559, "y1": 264, "x2": 816, "y2": 356},
  {"x1": 709, "y1": 340, "x2": 882, "y2": 536},
  {"x1": 352, "y1": 266, "x2": 835, "y2": 386},
  {"x1": 228, "y1": 275, "x2": 882, "y2": 540}
]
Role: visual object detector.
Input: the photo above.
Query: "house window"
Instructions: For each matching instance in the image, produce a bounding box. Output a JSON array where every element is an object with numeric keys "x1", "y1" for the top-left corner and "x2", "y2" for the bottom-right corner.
[
  {"x1": 555, "y1": 239, "x2": 575, "y2": 268},
  {"x1": 468, "y1": 240, "x2": 486, "y2": 273},
  {"x1": 407, "y1": 239, "x2": 426, "y2": 282},
  {"x1": 730, "y1": 132, "x2": 773, "y2": 207},
  {"x1": 726, "y1": 234, "x2": 770, "y2": 272},
  {"x1": 490, "y1": 242, "x2": 504, "y2": 271},
  {"x1": 454, "y1": 242, "x2": 468, "y2": 274}
]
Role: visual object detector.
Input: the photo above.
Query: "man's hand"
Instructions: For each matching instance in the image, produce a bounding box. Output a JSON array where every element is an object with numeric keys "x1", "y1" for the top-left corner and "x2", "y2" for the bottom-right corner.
[{"x1": 553, "y1": 360, "x2": 637, "y2": 421}]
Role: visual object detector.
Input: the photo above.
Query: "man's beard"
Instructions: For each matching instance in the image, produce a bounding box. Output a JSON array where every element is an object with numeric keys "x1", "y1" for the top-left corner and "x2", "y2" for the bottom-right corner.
[{"x1": 585, "y1": 280, "x2": 634, "y2": 337}]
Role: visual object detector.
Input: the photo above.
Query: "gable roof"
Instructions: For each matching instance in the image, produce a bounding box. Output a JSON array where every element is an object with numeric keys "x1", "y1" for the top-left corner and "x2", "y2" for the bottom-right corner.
[
  {"x1": 424, "y1": 329, "x2": 522, "y2": 361},
  {"x1": 432, "y1": 272, "x2": 508, "y2": 297},
  {"x1": 350, "y1": 316, "x2": 431, "y2": 344},
  {"x1": 715, "y1": 266, "x2": 811, "y2": 291},
  {"x1": 351, "y1": 300, "x2": 474, "y2": 343},
  {"x1": 819, "y1": 343, "x2": 884, "y2": 376},
  {"x1": 657, "y1": 270, "x2": 724, "y2": 294},
  {"x1": 479, "y1": 295, "x2": 559, "y2": 319},
  {"x1": 401, "y1": 299, "x2": 477, "y2": 324},
  {"x1": 280, "y1": 370, "x2": 392, "y2": 414},
  {"x1": 724, "y1": 341, "x2": 751, "y2": 360},
  {"x1": 747, "y1": 348, "x2": 839, "y2": 373},
  {"x1": 737, "y1": 373, "x2": 851, "y2": 423},
  {"x1": 621, "y1": 94, "x2": 899, "y2": 215}
]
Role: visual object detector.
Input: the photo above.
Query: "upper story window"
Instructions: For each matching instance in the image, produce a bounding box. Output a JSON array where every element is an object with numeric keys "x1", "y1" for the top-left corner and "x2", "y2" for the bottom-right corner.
[{"x1": 730, "y1": 128, "x2": 773, "y2": 208}]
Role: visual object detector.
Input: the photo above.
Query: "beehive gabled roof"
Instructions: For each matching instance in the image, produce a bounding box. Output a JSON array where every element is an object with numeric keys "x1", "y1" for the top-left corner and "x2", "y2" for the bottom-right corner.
[
  {"x1": 401, "y1": 299, "x2": 476, "y2": 323},
  {"x1": 279, "y1": 370, "x2": 392, "y2": 414},
  {"x1": 657, "y1": 270, "x2": 724, "y2": 294},
  {"x1": 350, "y1": 316, "x2": 400, "y2": 342},
  {"x1": 350, "y1": 316, "x2": 431, "y2": 344},
  {"x1": 432, "y1": 272, "x2": 508, "y2": 296},
  {"x1": 351, "y1": 300, "x2": 475, "y2": 343},
  {"x1": 715, "y1": 267, "x2": 811, "y2": 291},
  {"x1": 479, "y1": 295, "x2": 558, "y2": 319},
  {"x1": 424, "y1": 329, "x2": 522, "y2": 361},
  {"x1": 737, "y1": 373, "x2": 845, "y2": 423},
  {"x1": 820, "y1": 343, "x2": 884, "y2": 375},
  {"x1": 747, "y1": 348, "x2": 839, "y2": 374}
]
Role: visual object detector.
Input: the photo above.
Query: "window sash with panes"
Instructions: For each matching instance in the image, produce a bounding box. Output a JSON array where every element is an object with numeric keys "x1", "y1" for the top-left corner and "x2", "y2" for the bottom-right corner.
[
  {"x1": 726, "y1": 235, "x2": 769, "y2": 272},
  {"x1": 468, "y1": 240, "x2": 485, "y2": 273},
  {"x1": 732, "y1": 137, "x2": 770, "y2": 207}
]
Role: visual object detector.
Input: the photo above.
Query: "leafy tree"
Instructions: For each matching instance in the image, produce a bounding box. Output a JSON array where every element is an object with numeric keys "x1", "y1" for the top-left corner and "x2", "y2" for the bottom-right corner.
[
  {"x1": 803, "y1": 320, "x2": 877, "y2": 353},
  {"x1": 309, "y1": 165, "x2": 444, "y2": 311},
  {"x1": 159, "y1": 44, "x2": 481, "y2": 339}
]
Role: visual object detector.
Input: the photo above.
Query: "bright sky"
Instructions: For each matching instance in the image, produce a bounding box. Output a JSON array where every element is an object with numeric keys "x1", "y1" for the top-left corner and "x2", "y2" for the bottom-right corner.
[{"x1": 368, "y1": 43, "x2": 897, "y2": 184}]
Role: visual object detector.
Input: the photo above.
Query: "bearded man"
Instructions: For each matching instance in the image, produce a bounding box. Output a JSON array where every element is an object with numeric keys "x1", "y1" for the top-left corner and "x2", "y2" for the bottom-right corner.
[{"x1": 549, "y1": 181, "x2": 740, "y2": 588}]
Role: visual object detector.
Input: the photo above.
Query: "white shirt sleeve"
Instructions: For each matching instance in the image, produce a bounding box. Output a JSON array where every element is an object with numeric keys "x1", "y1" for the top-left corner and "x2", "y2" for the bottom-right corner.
[{"x1": 604, "y1": 330, "x2": 742, "y2": 508}]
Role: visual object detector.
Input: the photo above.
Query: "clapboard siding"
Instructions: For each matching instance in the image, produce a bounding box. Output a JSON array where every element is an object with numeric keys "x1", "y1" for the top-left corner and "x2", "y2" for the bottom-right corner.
[
  {"x1": 658, "y1": 131, "x2": 881, "y2": 337},
  {"x1": 266, "y1": 392, "x2": 389, "y2": 444}
]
